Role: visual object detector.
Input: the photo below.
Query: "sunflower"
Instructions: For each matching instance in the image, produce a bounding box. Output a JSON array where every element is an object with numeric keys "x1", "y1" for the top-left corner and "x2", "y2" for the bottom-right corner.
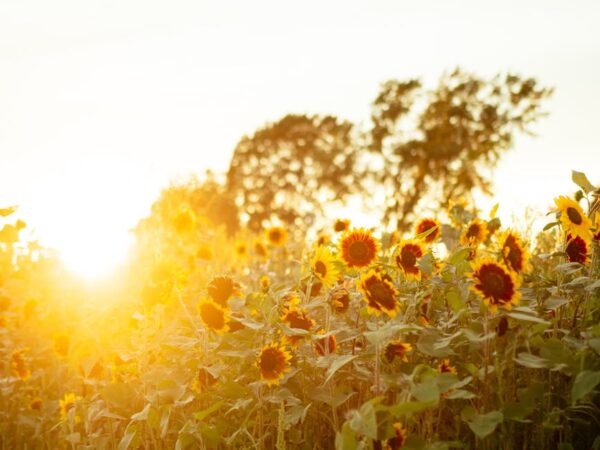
[
  {"x1": 394, "y1": 239, "x2": 426, "y2": 280},
  {"x1": 234, "y1": 241, "x2": 248, "y2": 259},
  {"x1": 314, "y1": 333, "x2": 336, "y2": 356},
  {"x1": 11, "y1": 349, "x2": 30, "y2": 381},
  {"x1": 499, "y1": 230, "x2": 530, "y2": 273},
  {"x1": 310, "y1": 247, "x2": 339, "y2": 288},
  {"x1": 329, "y1": 286, "x2": 350, "y2": 313},
  {"x1": 196, "y1": 244, "x2": 213, "y2": 261},
  {"x1": 281, "y1": 292, "x2": 302, "y2": 309},
  {"x1": 358, "y1": 270, "x2": 400, "y2": 318},
  {"x1": 384, "y1": 341, "x2": 412, "y2": 363},
  {"x1": 555, "y1": 196, "x2": 593, "y2": 240},
  {"x1": 265, "y1": 226, "x2": 287, "y2": 247},
  {"x1": 565, "y1": 233, "x2": 590, "y2": 264},
  {"x1": 469, "y1": 260, "x2": 521, "y2": 313},
  {"x1": 198, "y1": 299, "x2": 229, "y2": 334},
  {"x1": 29, "y1": 397, "x2": 43, "y2": 412},
  {"x1": 386, "y1": 422, "x2": 408, "y2": 450},
  {"x1": 260, "y1": 275, "x2": 271, "y2": 292},
  {"x1": 333, "y1": 218, "x2": 350, "y2": 233},
  {"x1": 59, "y1": 392, "x2": 81, "y2": 421},
  {"x1": 317, "y1": 232, "x2": 330, "y2": 247},
  {"x1": 414, "y1": 218, "x2": 441, "y2": 244},
  {"x1": 207, "y1": 275, "x2": 240, "y2": 307},
  {"x1": 594, "y1": 212, "x2": 600, "y2": 240},
  {"x1": 253, "y1": 240, "x2": 268, "y2": 259},
  {"x1": 437, "y1": 359, "x2": 457, "y2": 374},
  {"x1": 340, "y1": 228, "x2": 379, "y2": 268},
  {"x1": 256, "y1": 343, "x2": 292, "y2": 386},
  {"x1": 53, "y1": 333, "x2": 70, "y2": 359},
  {"x1": 460, "y1": 219, "x2": 489, "y2": 247},
  {"x1": 281, "y1": 307, "x2": 314, "y2": 346}
]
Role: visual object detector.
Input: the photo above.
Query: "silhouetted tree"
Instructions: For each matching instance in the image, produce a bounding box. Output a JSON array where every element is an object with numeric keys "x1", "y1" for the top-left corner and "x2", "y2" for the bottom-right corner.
[
  {"x1": 369, "y1": 68, "x2": 552, "y2": 230},
  {"x1": 226, "y1": 114, "x2": 358, "y2": 232}
]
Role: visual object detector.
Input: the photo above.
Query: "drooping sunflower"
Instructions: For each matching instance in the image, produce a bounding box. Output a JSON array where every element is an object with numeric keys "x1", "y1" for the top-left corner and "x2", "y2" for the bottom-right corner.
[
  {"x1": 281, "y1": 306, "x2": 314, "y2": 346},
  {"x1": 259, "y1": 275, "x2": 271, "y2": 292},
  {"x1": 594, "y1": 212, "x2": 600, "y2": 241},
  {"x1": 329, "y1": 286, "x2": 350, "y2": 313},
  {"x1": 554, "y1": 196, "x2": 593, "y2": 240},
  {"x1": 11, "y1": 349, "x2": 30, "y2": 381},
  {"x1": 207, "y1": 276, "x2": 240, "y2": 307},
  {"x1": 253, "y1": 239, "x2": 269, "y2": 259},
  {"x1": 333, "y1": 218, "x2": 350, "y2": 233},
  {"x1": 469, "y1": 260, "x2": 521, "y2": 313},
  {"x1": 384, "y1": 341, "x2": 412, "y2": 363},
  {"x1": 498, "y1": 230, "x2": 530, "y2": 274},
  {"x1": 265, "y1": 226, "x2": 287, "y2": 247},
  {"x1": 414, "y1": 218, "x2": 441, "y2": 244},
  {"x1": 358, "y1": 270, "x2": 400, "y2": 318},
  {"x1": 59, "y1": 392, "x2": 81, "y2": 420},
  {"x1": 256, "y1": 343, "x2": 292, "y2": 386},
  {"x1": 460, "y1": 219, "x2": 489, "y2": 247},
  {"x1": 316, "y1": 232, "x2": 330, "y2": 247},
  {"x1": 53, "y1": 333, "x2": 70, "y2": 359},
  {"x1": 314, "y1": 333, "x2": 337, "y2": 356},
  {"x1": 191, "y1": 367, "x2": 217, "y2": 393},
  {"x1": 198, "y1": 299, "x2": 229, "y2": 334},
  {"x1": 310, "y1": 246, "x2": 339, "y2": 288},
  {"x1": 394, "y1": 239, "x2": 426, "y2": 281},
  {"x1": 340, "y1": 228, "x2": 379, "y2": 268},
  {"x1": 386, "y1": 422, "x2": 408, "y2": 450},
  {"x1": 29, "y1": 397, "x2": 43, "y2": 412},
  {"x1": 565, "y1": 233, "x2": 590, "y2": 264},
  {"x1": 437, "y1": 359, "x2": 457, "y2": 374}
]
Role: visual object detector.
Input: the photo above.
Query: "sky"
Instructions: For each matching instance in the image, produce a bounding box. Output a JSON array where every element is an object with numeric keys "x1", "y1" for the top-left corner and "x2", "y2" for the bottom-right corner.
[{"x1": 1, "y1": 0, "x2": 599, "y2": 276}]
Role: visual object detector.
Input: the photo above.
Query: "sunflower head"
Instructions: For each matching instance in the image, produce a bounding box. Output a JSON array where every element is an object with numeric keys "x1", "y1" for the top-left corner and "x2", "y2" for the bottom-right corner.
[
  {"x1": 460, "y1": 219, "x2": 489, "y2": 247},
  {"x1": 384, "y1": 341, "x2": 412, "y2": 363},
  {"x1": 191, "y1": 367, "x2": 217, "y2": 393},
  {"x1": 437, "y1": 359, "x2": 457, "y2": 374},
  {"x1": 198, "y1": 299, "x2": 229, "y2": 334},
  {"x1": 414, "y1": 218, "x2": 441, "y2": 244},
  {"x1": 310, "y1": 247, "x2": 339, "y2": 288},
  {"x1": 469, "y1": 260, "x2": 521, "y2": 313},
  {"x1": 59, "y1": 393, "x2": 81, "y2": 421},
  {"x1": 358, "y1": 270, "x2": 400, "y2": 318},
  {"x1": 265, "y1": 226, "x2": 287, "y2": 247},
  {"x1": 207, "y1": 276, "x2": 240, "y2": 307},
  {"x1": 593, "y1": 212, "x2": 600, "y2": 241},
  {"x1": 329, "y1": 286, "x2": 350, "y2": 313},
  {"x1": 340, "y1": 228, "x2": 379, "y2": 268},
  {"x1": 555, "y1": 196, "x2": 593, "y2": 240},
  {"x1": 29, "y1": 397, "x2": 43, "y2": 412},
  {"x1": 394, "y1": 239, "x2": 425, "y2": 281},
  {"x1": 386, "y1": 422, "x2": 408, "y2": 450},
  {"x1": 256, "y1": 343, "x2": 292, "y2": 386},
  {"x1": 282, "y1": 307, "x2": 314, "y2": 332},
  {"x1": 253, "y1": 240, "x2": 268, "y2": 259},
  {"x1": 234, "y1": 241, "x2": 248, "y2": 259},
  {"x1": 565, "y1": 233, "x2": 590, "y2": 265},
  {"x1": 11, "y1": 348, "x2": 30, "y2": 381},
  {"x1": 499, "y1": 230, "x2": 530, "y2": 274},
  {"x1": 317, "y1": 232, "x2": 330, "y2": 247},
  {"x1": 333, "y1": 219, "x2": 350, "y2": 233}
]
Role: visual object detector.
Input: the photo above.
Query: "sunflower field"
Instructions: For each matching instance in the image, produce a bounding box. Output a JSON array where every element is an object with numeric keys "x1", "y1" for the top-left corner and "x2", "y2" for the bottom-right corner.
[{"x1": 1, "y1": 172, "x2": 600, "y2": 450}]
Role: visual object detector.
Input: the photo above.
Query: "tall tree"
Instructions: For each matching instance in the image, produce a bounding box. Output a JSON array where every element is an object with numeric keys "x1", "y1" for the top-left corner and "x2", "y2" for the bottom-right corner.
[
  {"x1": 369, "y1": 68, "x2": 552, "y2": 230},
  {"x1": 226, "y1": 114, "x2": 358, "y2": 231}
]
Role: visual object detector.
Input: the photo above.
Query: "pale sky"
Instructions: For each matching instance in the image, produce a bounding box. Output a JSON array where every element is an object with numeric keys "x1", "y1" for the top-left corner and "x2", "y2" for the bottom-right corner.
[{"x1": 1, "y1": 0, "x2": 599, "y2": 276}]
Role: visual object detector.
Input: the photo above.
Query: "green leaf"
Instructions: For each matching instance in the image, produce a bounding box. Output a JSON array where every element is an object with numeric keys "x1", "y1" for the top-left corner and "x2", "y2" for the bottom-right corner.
[
  {"x1": 514, "y1": 353, "x2": 551, "y2": 369},
  {"x1": 349, "y1": 401, "x2": 377, "y2": 439},
  {"x1": 194, "y1": 401, "x2": 224, "y2": 421},
  {"x1": 131, "y1": 404, "x2": 151, "y2": 421},
  {"x1": 543, "y1": 297, "x2": 569, "y2": 310},
  {"x1": 507, "y1": 312, "x2": 550, "y2": 324},
  {"x1": 543, "y1": 221, "x2": 559, "y2": 231},
  {"x1": 572, "y1": 371, "x2": 600, "y2": 402},
  {"x1": 411, "y1": 376, "x2": 440, "y2": 403},
  {"x1": 324, "y1": 355, "x2": 358, "y2": 384},
  {"x1": 118, "y1": 423, "x2": 139, "y2": 450},
  {"x1": 572, "y1": 170, "x2": 596, "y2": 193},
  {"x1": 335, "y1": 422, "x2": 358, "y2": 450},
  {"x1": 388, "y1": 400, "x2": 437, "y2": 416},
  {"x1": 465, "y1": 411, "x2": 503, "y2": 439}
]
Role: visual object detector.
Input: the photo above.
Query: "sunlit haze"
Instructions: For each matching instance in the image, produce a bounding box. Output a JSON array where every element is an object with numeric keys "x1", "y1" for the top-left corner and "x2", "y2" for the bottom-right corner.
[{"x1": 2, "y1": 0, "x2": 600, "y2": 275}]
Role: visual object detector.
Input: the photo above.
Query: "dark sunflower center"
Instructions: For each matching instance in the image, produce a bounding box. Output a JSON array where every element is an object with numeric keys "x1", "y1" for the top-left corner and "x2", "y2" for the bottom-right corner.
[
  {"x1": 314, "y1": 260, "x2": 327, "y2": 278},
  {"x1": 566, "y1": 207, "x2": 582, "y2": 225},
  {"x1": 261, "y1": 349, "x2": 283, "y2": 372},
  {"x1": 369, "y1": 281, "x2": 396, "y2": 310},
  {"x1": 348, "y1": 240, "x2": 369, "y2": 261},
  {"x1": 467, "y1": 224, "x2": 480, "y2": 238},
  {"x1": 401, "y1": 247, "x2": 417, "y2": 267},
  {"x1": 480, "y1": 269, "x2": 508, "y2": 302},
  {"x1": 270, "y1": 230, "x2": 282, "y2": 241},
  {"x1": 201, "y1": 304, "x2": 225, "y2": 328},
  {"x1": 566, "y1": 237, "x2": 587, "y2": 263}
]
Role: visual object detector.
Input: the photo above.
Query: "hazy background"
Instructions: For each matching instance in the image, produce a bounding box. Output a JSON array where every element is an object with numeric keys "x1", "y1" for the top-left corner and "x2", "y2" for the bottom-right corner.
[{"x1": 1, "y1": 0, "x2": 599, "y2": 272}]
